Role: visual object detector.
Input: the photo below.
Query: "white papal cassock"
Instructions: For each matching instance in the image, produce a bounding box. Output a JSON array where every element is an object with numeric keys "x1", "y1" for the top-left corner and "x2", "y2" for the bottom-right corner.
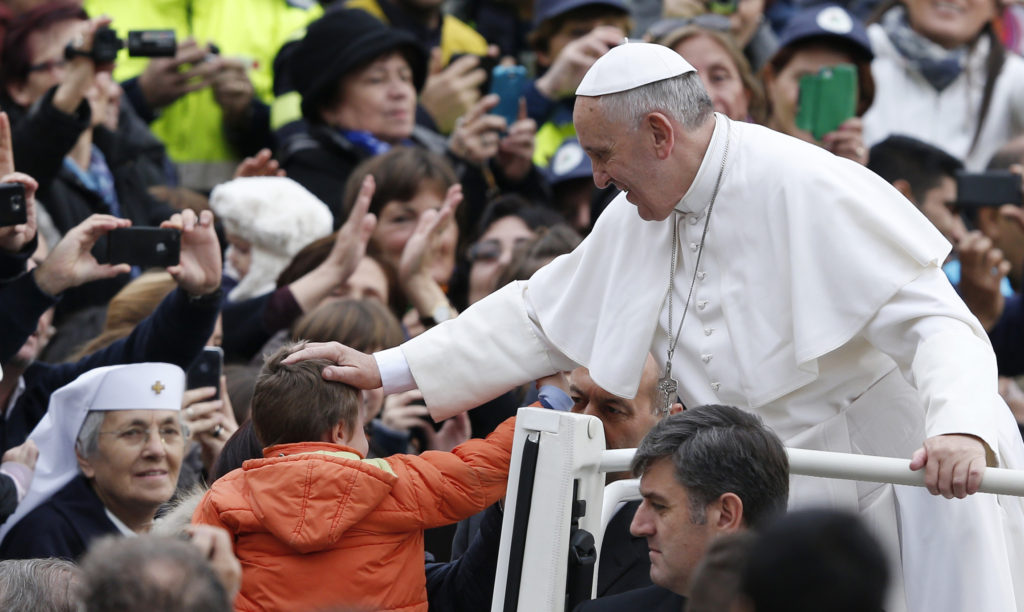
[{"x1": 378, "y1": 114, "x2": 1024, "y2": 611}]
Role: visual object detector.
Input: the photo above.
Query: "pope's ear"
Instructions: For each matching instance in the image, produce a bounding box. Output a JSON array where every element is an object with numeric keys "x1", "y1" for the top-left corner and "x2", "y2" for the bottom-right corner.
[{"x1": 647, "y1": 111, "x2": 674, "y2": 160}]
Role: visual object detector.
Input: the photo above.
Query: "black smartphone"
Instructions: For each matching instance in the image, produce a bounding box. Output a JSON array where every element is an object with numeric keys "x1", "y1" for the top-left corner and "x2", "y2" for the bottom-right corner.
[
  {"x1": 449, "y1": 53, "x2": 499, "y2": 96},
  {"x1": 0, "y1": 183, "x2": 27, "y2": 227},
  {"x1": 105, "y1": 227, "x2": 181, "y2": 268},
  {"x1": 956, "y1": 170, "x2": 1022, "y2": 208},
  {"x1": 187, "y1": 347, "x2": 224, "y2": 400}
]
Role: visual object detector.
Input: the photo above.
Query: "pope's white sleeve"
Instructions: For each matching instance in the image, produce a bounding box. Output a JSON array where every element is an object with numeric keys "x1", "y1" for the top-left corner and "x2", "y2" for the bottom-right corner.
[
  {"x1": 861, "y1": 266, "x2": 1003, "y2": 461},
  {"x1": 399, "y1": 281, "x2": 578, "y2": 421},
  {"x1": 374, "y1": 348, "x2": 417, "y2": 395}
]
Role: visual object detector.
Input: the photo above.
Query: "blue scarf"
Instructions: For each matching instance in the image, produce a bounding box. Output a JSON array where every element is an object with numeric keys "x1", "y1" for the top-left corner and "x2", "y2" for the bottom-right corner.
[
  {"x1": 341, "y1": 130, "x2": 414, "y2": 157},
  {"x1": 881, "y1": 5, "x2": 968, "y2": 92}
]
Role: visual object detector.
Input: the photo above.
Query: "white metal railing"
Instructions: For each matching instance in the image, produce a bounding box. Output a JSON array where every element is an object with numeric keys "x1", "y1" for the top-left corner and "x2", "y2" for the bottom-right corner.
[{"x1": 600, "y1": 447, "x2": 1024, "y2": 497}]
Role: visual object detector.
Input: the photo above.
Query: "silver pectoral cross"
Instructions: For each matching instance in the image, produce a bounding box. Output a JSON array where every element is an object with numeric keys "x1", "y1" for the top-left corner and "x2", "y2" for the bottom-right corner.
[{"x1": 657, "y1": 363, "x2": 677, "y2": 413}]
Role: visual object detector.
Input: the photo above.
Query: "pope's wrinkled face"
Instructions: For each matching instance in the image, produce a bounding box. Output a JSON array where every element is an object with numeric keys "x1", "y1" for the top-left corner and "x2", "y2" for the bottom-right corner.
[
  {"x1": 574, "y1": 96, "x2": 677, "y2": 221},
  {"x1": 78, "y1": 410, "x2": 184, "y2": 521}
]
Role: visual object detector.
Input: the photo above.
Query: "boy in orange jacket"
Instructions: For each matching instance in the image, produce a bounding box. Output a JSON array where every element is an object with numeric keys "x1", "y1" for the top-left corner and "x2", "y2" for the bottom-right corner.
[{"x1": 192, "y1": 342, "x2": 515, "y2": 612}]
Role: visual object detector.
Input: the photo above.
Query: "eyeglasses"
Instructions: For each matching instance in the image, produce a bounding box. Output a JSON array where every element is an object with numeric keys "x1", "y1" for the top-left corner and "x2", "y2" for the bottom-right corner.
[
  {"x1": 27, "y1": 59, "x2": 69, "y2": 74},
  {"x1": 468, "y1": 237, "x2": 532, "y2": 263},
  {"x1": 98, "y1": 424, "x2": 185, "y2": 448}
]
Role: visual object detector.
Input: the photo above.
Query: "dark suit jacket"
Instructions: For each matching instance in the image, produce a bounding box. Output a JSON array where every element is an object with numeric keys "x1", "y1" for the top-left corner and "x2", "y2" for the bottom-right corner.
[
  {"x1": 598, "y1": 500, "x2": 653, "y2": 597},
  {"x1": 0, "y1": 475, "x2": 119, "y2": 560},
  {"x1": 574, "y1": 584, "x2": 687, "y2": 612}
]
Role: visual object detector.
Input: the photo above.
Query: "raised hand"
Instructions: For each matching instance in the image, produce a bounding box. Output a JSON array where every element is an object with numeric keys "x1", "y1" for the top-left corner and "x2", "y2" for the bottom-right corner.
[
  {"x1": 162, "y1": 209, "x2": 222, "y2": 296},
  {"x1": 33, "y1": 214, "x2": 132, "y2": 295}
]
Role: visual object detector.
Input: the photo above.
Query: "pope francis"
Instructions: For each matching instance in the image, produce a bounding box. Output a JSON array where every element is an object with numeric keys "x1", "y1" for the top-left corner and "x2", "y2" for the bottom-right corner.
[{"x1": 285, "y1": 42, "x2": 1024, "y2": 612}]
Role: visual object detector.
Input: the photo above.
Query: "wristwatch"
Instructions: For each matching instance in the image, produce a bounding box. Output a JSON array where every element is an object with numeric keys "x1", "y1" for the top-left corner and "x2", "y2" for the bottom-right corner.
[{"x1": 419, "y1": 303, "x2": 454, "y2": 328}]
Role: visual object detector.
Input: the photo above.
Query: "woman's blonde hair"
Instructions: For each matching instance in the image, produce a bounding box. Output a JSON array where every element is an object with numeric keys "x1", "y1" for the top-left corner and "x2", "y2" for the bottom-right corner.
[{"x1": 71, "y1": 272, "x2": 177, "y2": 359}]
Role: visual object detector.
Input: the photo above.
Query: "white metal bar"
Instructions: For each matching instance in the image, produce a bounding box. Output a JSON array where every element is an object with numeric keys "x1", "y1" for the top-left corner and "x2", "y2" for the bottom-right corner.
[{"x1": 599, "y1": 447, "x2": 1024, "y2": 497}]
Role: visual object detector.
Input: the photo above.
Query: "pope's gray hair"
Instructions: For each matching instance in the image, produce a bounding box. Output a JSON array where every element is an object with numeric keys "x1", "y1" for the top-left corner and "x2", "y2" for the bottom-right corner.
[{"x1": 597, "y1": 72, "x2": 714, "y2": 131}]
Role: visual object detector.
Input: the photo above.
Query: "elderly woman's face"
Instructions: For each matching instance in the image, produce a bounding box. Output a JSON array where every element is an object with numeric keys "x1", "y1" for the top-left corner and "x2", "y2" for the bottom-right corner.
[
  {"x1": 675, "y1": 34, "x2": 750, "y2": 121},
  {"x1": 78, "y1": 409, "x2": 184, "y2": 519},
  {"x1": 322, "y1": 52, "x2": 417, "y2": 143},
  {"x1": 904, "y1": 0, "x2": 997, "y2": 49},
  {"x1": 765, "y1": 45, "x2": 855, "y2": 143}
]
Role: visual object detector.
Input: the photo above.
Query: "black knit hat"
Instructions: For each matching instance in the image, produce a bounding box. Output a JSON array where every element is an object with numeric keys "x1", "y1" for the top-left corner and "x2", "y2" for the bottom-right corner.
[{"x1": 290, "y1": 9, "x2": 428, "y2": 122}]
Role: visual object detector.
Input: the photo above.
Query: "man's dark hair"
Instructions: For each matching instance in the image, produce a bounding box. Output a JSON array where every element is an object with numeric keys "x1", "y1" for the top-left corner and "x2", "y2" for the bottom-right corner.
[
  {"x1": 987, "y1": 137, "x2": 1024, "y2": 171},
  {"x1": 79, "y1": 535, "x2": 230, "y2": 612},
  {"x1": 868, "y1": 135, "x2": 963, "y2": 205},
  {"x1": 631, "y1": 405, "x2": 789, "y2": 529},
  {"x1": 741, "y1": 509, "x2": 889, "y2": 612},
  {"x1": 0, "y1": 558, "x2": 79, "y2": 612},
  {"x1": 251, "y1": 342, "x2": 361, "y2": 447}
]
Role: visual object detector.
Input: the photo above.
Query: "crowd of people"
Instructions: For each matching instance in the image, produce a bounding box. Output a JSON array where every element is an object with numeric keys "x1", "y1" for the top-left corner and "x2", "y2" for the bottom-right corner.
[{"x1": 1, "y1": 0, "x2": 1024, "y2": 609}]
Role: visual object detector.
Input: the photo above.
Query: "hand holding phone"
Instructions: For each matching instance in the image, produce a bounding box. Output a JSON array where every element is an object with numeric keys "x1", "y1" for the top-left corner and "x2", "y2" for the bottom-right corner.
[
  {"x1": 795, "y1": 63, "x2": 858, "y2": 141},
  {"x1": 489, "y1": 65, "x2": 527, "y2": 130},
  {"x1": 187, "y1": 346, "x2": 224, "y2": 400},
  {"x1": 0, "y1": 183, "x2": 26, "y2": 227}
]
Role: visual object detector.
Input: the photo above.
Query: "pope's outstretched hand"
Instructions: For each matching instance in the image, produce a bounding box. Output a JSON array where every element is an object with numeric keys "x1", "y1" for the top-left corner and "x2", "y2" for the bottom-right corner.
[{"x1": 282, "y1": 341, "x2": 382, "y2": 390}]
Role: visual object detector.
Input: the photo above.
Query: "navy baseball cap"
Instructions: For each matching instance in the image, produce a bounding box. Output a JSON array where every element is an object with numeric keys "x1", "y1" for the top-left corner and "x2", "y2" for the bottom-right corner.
[
  {"x1": 543, "y1": 138, "x2": 594, "y2": 186},
  {"x1": 533, "y1": 0, "x2": 630, "y2": 26},
  {"x1": 776, "y1": 5, "x2": 873, "y2": 60}
]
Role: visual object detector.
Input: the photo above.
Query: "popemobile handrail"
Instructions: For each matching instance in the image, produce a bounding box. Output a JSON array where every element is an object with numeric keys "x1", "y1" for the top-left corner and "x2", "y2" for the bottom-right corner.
[{"x1": 599, "y1": 447, "x2": 1024, "y2": 497}]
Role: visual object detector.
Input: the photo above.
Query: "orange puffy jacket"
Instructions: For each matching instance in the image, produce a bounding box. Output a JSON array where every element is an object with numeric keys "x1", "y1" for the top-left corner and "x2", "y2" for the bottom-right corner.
[{"x1": 193, "y1": 417, "x2": 516, "y2": 612}]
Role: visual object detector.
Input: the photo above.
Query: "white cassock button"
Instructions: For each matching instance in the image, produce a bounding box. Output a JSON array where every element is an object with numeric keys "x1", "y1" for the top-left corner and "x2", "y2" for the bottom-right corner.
[
  {"x1": 711, "y1": 382, "x2": 721, "y2": 391},
  {"x1": 697, "y1": 271, "x2": 707, "y2": 280},
  {"x1": 702, "y1": 354, "x2": 713, "y2": 363},
  {"x1": 697, "y1": 300, "x2": 708, "y2": 310},
  {"x1": 704, "y1": 328, "x2": 714, "y2": 336},
  {"x1": 689, "y1": 242, "x2": 699, "y2": 252},
  {"x1": 689, "y1": 215, "x2": 699, "y2": 225}
]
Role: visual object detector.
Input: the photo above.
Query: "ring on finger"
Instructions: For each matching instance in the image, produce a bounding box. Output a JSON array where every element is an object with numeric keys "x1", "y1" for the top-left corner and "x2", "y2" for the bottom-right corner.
[{"x1": 212, "y1": 424, "x2": 223, "y2": 438}]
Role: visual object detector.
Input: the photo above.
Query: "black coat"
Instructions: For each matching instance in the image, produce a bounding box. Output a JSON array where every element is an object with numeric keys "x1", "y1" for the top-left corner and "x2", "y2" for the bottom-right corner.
[
  {"x1": 279, "y1": 121, "x2": 549, "y2": 232},
  {"x1": 597, "y1": 501, "x2": 654, "y2": 597},
  {"x1": 574, "y1": 584, "x2": 687, "y2": 612},
  {"x1": 0, "y1": 475, "x2": 118, "y2": 560}
]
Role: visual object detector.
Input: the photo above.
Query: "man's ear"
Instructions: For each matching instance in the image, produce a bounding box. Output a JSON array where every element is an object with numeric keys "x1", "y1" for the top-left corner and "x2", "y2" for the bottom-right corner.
[
  {"x1": 76, "y1": 446, "x2": 95, "y2": 479},
  {"x1": 892, "y1": 179, "x2": 916, "y2": 205},
  {"x1": 647, "y1": 112, "x2": 674, "y2": 160},
  {"x1": 712, "y1": 492, "x2": 744, "y2": 533}
]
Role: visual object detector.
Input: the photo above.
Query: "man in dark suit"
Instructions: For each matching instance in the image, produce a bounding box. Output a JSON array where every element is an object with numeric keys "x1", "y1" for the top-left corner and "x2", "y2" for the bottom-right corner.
[
  {"x1": 575, "y1": 405, "x2": 791, "y2": 611},
  {"x1": 568, "y1": 355, "x2": 682, "y2": 597}
]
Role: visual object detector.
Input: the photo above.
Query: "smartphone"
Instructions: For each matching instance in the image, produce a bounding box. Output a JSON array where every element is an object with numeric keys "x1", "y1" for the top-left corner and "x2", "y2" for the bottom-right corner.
[
  {"x1": 187, "y1": 346, "x2": 224, "y2": 400},
  {"x1": 0, "y1": 183, "x2": 26, "y2": 227},
  {"x1": 489, "y1": 65, "x2": 528, "y2": 129},
  {"x1": 794, "y1": 64, "x2": 858, "y2": 141},
  {"x1": 105, "y1": 227, "x2": 181, "y2": 268},
  {"x1": 449, "y1": 53, "x2": 499, "y2": 96},
  {"x1": 956, "y1": 170, "x2": 1022, "y2": 208}
]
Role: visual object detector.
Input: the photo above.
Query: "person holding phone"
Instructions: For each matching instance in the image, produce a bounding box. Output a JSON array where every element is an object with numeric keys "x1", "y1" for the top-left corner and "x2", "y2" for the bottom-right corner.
[{"x1": 759, "y1": 5, "x2": 874, "y2": 165}]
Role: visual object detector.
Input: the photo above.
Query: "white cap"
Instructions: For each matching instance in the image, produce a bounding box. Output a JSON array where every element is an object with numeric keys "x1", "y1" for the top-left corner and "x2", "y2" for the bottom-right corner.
[
  {"x1": 210, "y1": 176, "x2": 334, "y2": 302},
  {"x1": 0, "y1": 363, "x2": 185, "y2": 544},
  {"x1": 576, "y1": 41, "x2": 696, "y2": 97}
]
